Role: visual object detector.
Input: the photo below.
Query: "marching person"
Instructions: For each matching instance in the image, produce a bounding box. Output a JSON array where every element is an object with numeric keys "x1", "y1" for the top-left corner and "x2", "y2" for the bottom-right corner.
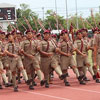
[
  {"x1": 93, "y1": 28, "x2": 100, "y2": 83},
  {"x1": 56, "y1": 30, "x2": 85, "y2": 85},
  {"x1": 88, "y1": 28, "x2": 100, "y2": 83},
  {"x1": 20, "y1": 30, "x2": 46, "y2": 90},
  {"x1": 37, "y1": 30, "x2": 67, "y2": 88},
  {"x1": 5, "y1": 33, "x2": 29, "y2": 92},
  {"x1": 81, "y1": 28, "x2": 90, "y2": 81},
  {"x1": 0, "y1": 39, "x2": 11, "y2": 89},
  {"x1": 74, "y1": 30, "x2": 97, "y2": 84}
]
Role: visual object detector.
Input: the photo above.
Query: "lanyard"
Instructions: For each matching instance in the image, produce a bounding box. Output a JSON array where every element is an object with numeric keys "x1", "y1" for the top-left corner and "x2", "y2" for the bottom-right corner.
[{"x1": 80, "y1": 40, "x2": 83, "y2": 52}]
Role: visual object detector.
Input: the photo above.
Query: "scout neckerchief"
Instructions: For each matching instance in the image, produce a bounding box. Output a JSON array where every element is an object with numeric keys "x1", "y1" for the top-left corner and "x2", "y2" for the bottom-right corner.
[
  {"x1": 33, "y1": 38, "x2": 38, "y2": 47},
  {"x1": 67, "y1": 43, "x2": 69, "y2": 53},
  {"x1": 64, "y1": 39, "x2": 69, "y2": 53},
  {"x1": 0, "y1": 41, "x2": 2, "y2": 52},
  {"x1": 44, "y1": 39, "x2": 49, "y2": 52},
  {"x1": 1, "y1": 40, "x2": 5, "y2": 52},
  {"x1": 11, "y1": 42, "x2": 15, "y2": 54},
  {"x1": 28, "y1": 39, "x2": 32, "y2": 48},
  {"x1": 80, "y1": 39, "x2": 83, "y2": 52}
]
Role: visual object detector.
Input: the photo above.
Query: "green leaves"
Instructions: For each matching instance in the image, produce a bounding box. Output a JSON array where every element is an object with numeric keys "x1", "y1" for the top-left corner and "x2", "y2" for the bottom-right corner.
[{"x1": 7, "y1": 3, "x2": 100, "y2": 33}]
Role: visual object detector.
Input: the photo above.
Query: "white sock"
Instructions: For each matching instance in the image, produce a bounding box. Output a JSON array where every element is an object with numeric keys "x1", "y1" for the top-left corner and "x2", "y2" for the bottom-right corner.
[
  {"x1": 2, "y1": 73, "x2": 8, "y2": 84},
  {"x1": 21, "y1": 70, "x2": 28, "y2": 81}
]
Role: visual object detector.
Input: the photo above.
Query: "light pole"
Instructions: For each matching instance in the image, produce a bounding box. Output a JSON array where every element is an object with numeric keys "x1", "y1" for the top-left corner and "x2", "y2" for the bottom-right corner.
[
  {"x1": 42, "y1": 7, "x2": 44, "y2": 21},
  {"x1": 55, "y1": 0, "x2": 59, "y2": 30},
  {"x1": 75, "y1": 0, "x2": 79, "y2": 29},
  {"x1": 65, "y1": 0, "x2": 69, "y2": 30},
  {"x1": 99, "y1": 6, "x2": 100, "y2": 13}
]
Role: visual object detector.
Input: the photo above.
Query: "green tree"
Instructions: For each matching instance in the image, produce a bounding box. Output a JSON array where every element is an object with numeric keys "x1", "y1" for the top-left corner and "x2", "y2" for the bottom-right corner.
[{"x1": 8, "y1": 3, "x2": 40, "y2": 33}]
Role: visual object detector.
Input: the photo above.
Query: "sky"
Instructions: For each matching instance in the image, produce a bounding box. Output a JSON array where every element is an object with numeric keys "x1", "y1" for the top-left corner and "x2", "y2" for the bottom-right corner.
[{"x1": 0, "y1": 0, "x2": 100, "y2": 18}]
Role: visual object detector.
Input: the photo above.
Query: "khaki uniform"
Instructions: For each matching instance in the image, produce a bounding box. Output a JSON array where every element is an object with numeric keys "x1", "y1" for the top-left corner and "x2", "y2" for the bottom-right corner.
[
  {"x1": 1, "y1": 41, "x2": 8, "y2": 68},
  {"x1": 40, "y1": 40, "x2": 57, "y2": 69},
  {"x1": 74, "y1": 39, "x2": 94, "y2": 77},
  {"x1": 21, "y1": 39, "x2": 40, "y2": 72},
  {"x1": 58, "y1": 40, "x2": 81, "y2": 83},
  {"x1": 59, "y1": 40, "x2": 76, "y2": 71},
  {"x1": 88, "y1": 37, "x2": 98, "y2": 76},
  {"x1": 5, "y1": 42, "x2": 23, "y2": 72},
  {"x1": 0, "y1": 41, "x2": 4, "y2": 70},
  {"x1": 35, "y1": 40, "x2": 41, "y2": 64},
  {"x1": 74, "y1": 39, "x2": 89, "y2": 67},
  {"x1": 93, "y1": 34, "x2": 100, "y2": 82},
  {"x1": 1, "y1": 40, "x2": 12, "y2": 82},
  {"x1": 5, "y1": 41, "x2": 28, "y2": 88},
  {"x1": 40, "y1": 39, "x2": 62, "y2": 82},
  {"x1": 88, "y1": 38, "x2": 94, "y2": 56},
  {"x1": 52, "y1": 39, "x2": 60, "y2": 64},
  {"x1": 0, "y1": 41, "x2": 8, "y2": 85},
  {"x1": 94, "y1": 34, "x2": 100, "y2": 66},
  {"x1": 21, "y1": 39, "x2": 43, "y2": 86}
]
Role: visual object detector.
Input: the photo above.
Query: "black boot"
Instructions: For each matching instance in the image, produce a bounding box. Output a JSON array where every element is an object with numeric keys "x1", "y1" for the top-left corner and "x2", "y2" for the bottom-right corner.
[
  {"x1": 65, "y1": 81, "x2": 70, "y2": 86},
  {"x1": 40, "y1": 80, "x2": 46, "y2": 86},
  {"x1": 83, "y1": 76, "x2": 90, "y2": 81},
  {"x1": 18, "y1": 80, "x2": 21, "y2": 84},
  {"x1": 26, "y1": 79, "x2": 32, "y2": 85},
  {"x1": 7, "y1": 82, "x2": 13, "y2": 87},
  {"x1": 59, "y1": 73, "x2": 68, "y2": 80},
  {"x1": 14, "y1": 86, "x2": 18, "y2": 92},
  {"x1": 96, "y1": 79, "x2": 100, "y2": 83},
  {"x1": 29, "y1": 85, "x2": 34, "y2": 90},
  {"x1": 45, "y1": 81, "x2": 49, "y2": 88},
  {"x1": 93, "y1": 75, "x2": 97, "y2": 80},
  {"x1": 80, "y1": 80, "x2": 86, "y2": 85},
  {"x1": 78, "y1": 75, "x2": 84, "y2": 81},
  {"x1": 5, "y1": 83, "x2": 11, "y2": 87},
  {"x1": 0, "y1": 85, "x2": 3, "y2": 89},
  {"x1": 32, "y1": 81, "x2": 37, "y2": 86}
]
